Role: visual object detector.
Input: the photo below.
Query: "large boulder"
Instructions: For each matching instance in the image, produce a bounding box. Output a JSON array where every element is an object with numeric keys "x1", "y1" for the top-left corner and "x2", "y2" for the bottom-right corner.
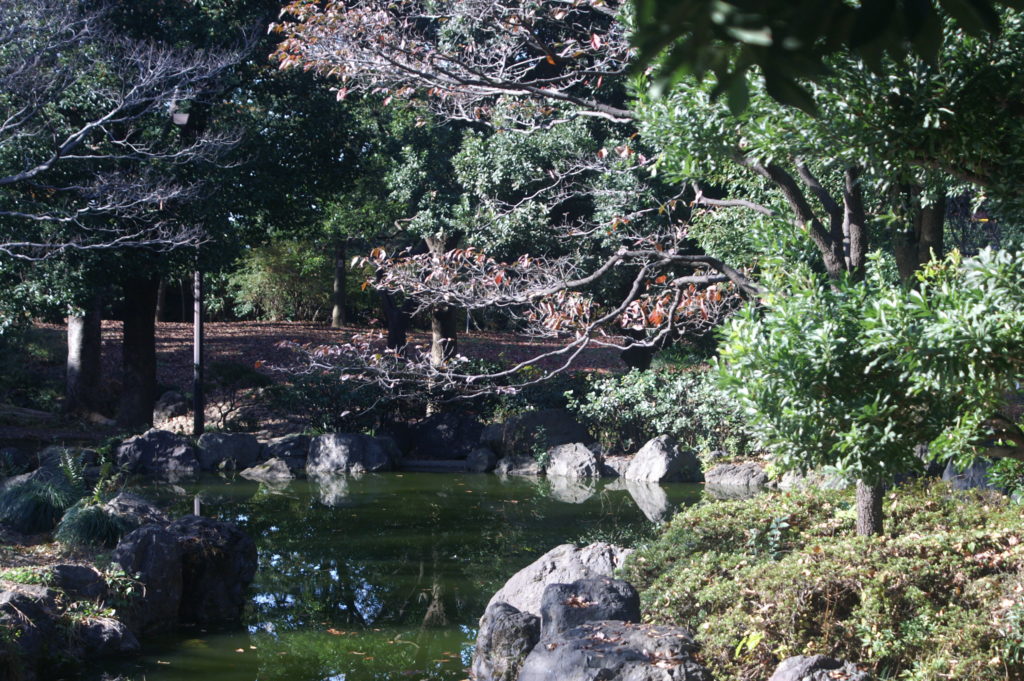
[
  {"x1": 487, "y1": 543, "x2": 633, "y2": 616},
  {"x1": 102, "y1": 492, "x2": 169, "y2": 528},
  {"x1": 539, "y1": 577, "x2": 640, "y2": 639},
  {"x1": 467, "y1": 447, "x2": 499, "y2": 473},
  {"x1": 196, "y1": 432, "x2": 262, "y2": 472},
  {"x1": 769, "y1": 655, "x2": 873, "y2": 681},
  {"x1": 166, "y1": 515, "x2": 258, "y2": 626},
  {"x1": 116, "y1": 429, "x2": 199, "y2": 481},
  {"x1": 409, "y1": 411, "x2": 484, "y2": 460},
  {"x1": 704, "y1": 462, "x2": 769, "y2": 499},
  {"x1": 517, "y1": 621, "x2": 711, "y2": 681},
  {"x1": 307, "y1": 434, "x2": 399, "y2": 475},
  {"x1": 0, "y1": 585, "x2": 61, "y2": 680},
  {"x1": 240, "y1": 457, "x2": 294, "y2": 483},
  {"x1": 496, "y1": 409, "x2": 591, "y2": 458},
  {"x1": 112, "y1": 524, "x2": 183, "y2": 634},
  {"x1": 50, "y1": 564, "x2": 107, "y2": 602},
  {"x1": 624, "y1": 435, "x2": 702, "y2": 483},
  {"x1": 261, "y1": 434, "x2": 310, "y2": 471},
  {"x1": 546, "y1": 444, "x2": 601, "y2": 479},
  {"x1": 942, "y1": 459, "x2": 996, "y2": 491},
  {"x1": 471, "y1": 602, "x2": 541, "y2": 681},
  {"x1": 75, "y1": 617, "x2": 140, "y2": 657}
]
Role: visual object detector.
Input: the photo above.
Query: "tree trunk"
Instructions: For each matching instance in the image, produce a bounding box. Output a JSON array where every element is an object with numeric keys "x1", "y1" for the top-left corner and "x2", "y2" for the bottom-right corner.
[
  {"x1": 855, "y1": 479, "x2": 884, "y2": 536},
  {"x1": 65, "y1": 295, "x2": 102, "y2": 414},
  {"x1": 894, "y1": 194, "x2": 946, "y2": 282},
  {"x1": 332, "y1": 240, "x2": 347, "y2": 328},
  {"x1": 193, "y1": 269, "x2": 205, "y2": 436},
  {"x1": 117, "y1": 277, "x2": 159, "y2": 428},
  {"x1": 379, "y1": 290, "x2": 411, "y2": 352},
  {"x1": 429, "y1": 304, "x2": 458, "y2": 367},
  {"x1": 154, "y1": 279, "x2": 168, "y2": 323}
]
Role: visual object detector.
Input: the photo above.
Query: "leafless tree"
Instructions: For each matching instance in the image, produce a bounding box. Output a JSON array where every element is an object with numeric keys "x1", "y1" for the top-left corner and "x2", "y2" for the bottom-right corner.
[{"x1": 0, "y1": 0, "x2": 242, "y2": 261}]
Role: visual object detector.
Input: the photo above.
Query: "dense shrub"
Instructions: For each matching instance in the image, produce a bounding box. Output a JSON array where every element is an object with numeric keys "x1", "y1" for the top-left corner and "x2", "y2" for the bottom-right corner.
[
  {"x1": 0, "y1": 477, "x2": 79, "y2": 533},
  {"x1": 55, "y1": 499, "x2": 134, "y2": 548},
  {"x1": 269, "y1": 372, "x2": 412, "y2": 434},
  {"x1": 624, "y1": 481, "x2": 1024, "y2": 681},
  {"x1": 228, "y1": 240, "x2": 333, "y2": 321},
  {"x1": 566, "y1": 367, "x2": 755, "y2": 456}
]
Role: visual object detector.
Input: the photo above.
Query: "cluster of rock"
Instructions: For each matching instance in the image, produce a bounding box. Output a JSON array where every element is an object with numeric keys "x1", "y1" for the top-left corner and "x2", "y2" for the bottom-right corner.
[
  {"x1": 471, "y1": 542, "x2": 873, "y2": 681},
  {"x1": 0, "y1": 493, "x2": 256, "y2": 680}
]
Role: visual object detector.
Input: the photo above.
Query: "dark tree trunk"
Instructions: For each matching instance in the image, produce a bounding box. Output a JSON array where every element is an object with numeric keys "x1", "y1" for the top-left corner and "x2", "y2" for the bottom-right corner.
[
  {"x1": 332, "y1": 240, "x2": 348, "y2": 328},
  {"x1": 894, "y1": 194, "x2": 946, "y2": 282},
  {"x1": 117, "y1": 277, "x2": 159, "y2": 428},
  {"x1": 855, "y1": 479, "x2": 884, "y2": 536},
  {"x1": 379, "y1": 290, "x2": 411, "y2": 352},
  {"x1": 429, "y1": 305, "x2": 458, "y2": 367},
  {"x1": 424, "y1": 234, "x2": 461, "y2": 367},
  {"x1": 65, "y1": 295, "x2": 102, "y2": 413},
  {"x1": 154, "y1": 279, "x2": 168, "y2": 323},
  {"x1": 193, "y1": 269, "x2": 204, "y2": 436},
  {"x1": 620, "y1": 327, "x2": 654, "y2": 370}
]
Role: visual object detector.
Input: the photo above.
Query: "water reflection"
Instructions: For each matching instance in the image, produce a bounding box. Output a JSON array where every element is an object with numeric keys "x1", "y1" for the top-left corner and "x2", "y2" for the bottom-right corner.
[{"x1": 85, "y1": 473, "x2": 700, "y2": 681}]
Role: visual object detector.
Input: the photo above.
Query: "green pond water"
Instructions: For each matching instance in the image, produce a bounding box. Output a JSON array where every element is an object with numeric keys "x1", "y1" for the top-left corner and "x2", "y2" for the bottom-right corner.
[{"x1": 85, "y1": 473, "x2": 701, "y2": 681}]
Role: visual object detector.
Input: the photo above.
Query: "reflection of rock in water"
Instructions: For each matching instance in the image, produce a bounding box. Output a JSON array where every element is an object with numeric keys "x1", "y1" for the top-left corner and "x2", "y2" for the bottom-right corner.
[
  {"x1": 547, "y1": 476, "x2": 596, "y2": 504},
  {"x1": 315, "y1": 475, "x2": 350, "y2": 507},
  {"x1": 608, "y1": 479, "x2": 672, "y2": 523}
]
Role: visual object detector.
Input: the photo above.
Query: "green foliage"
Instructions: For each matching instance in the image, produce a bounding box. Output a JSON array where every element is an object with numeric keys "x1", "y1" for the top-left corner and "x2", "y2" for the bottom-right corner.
[
  {"x1": 988, "y1": 458, "x2": 1024, "y2": 499},
  {"x1": 0, "y1": 567, "x2": 51, "y2": 586},
  {"x1": 269, "y1": 373, "x2": 406, "y2": 435},
  {"x1": 0, "y1": 326, "x2": 65, "y2": 413},
  {"x1": 0, "y1": 477, "x2": 79, "y2": 534},
  {"x1": 54, "y1": 500, "x2": 133, "y2": 549},
  {"x1": 624, "y1": 481, "x2": 1024, "y2": 681},
  {"x1": 228, "y1": 240, "x2": 333, "y2": 321},
  {"x1": 567, "y1": 368, "x2": 755, "y2": 456}
]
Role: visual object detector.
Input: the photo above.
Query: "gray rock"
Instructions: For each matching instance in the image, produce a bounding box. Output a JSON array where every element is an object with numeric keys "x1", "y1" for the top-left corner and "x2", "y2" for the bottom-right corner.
[
  {"x1": 167, "y1": 515, "x2": 258, "y2": 626},
  {"x1": 495, "y1": 455, "x2": 544, "y2": 477},
  {"x1": 262, "y1": 434, "x2": 310, "y2": 471},
  {"x1": 0, "y1": 585, "x2": 60, "y2": 680},
  {"x1": 116, "y1": 429, "x2": 199, "y2": 481},
  {"x1": 497, "y1": 409, "x2": 591, "y2": 458},
  {"x1": 600, "y1": 455, "x2": 630, "y2": 478},
  {"x1": 481, "y1": 423, "x2": 505, "y2": 452},
  {"x1": 769, "y1": 655, "x2": 873, "y2": 681},
  {"x1": 102, "y1": 492, "x2": 169, "y2": 527},
  {"x1": 467, "y1": 446, "x2": 499, "y2": 473},
  {"x1": 112, "y1": 524, "x2": 183, "y2": 634},
  {"x1": 76, "y1": 617, "x2": 140, "y2": 657},
  {"x1": 240, "y1": 457, "x2": 294, "y2": 482},
  {"x1": 624, "y1": 435, "x2": 702, "y2": 483},
  {"x1": 705, "y1": 462, "x2": 769, "y2": 499},
  {"x1": 409, "y1": 411, "x2": 484, "y2": 460},
  {"x1": 471, "y1": 602, "x2": 541, "y2": 681},
  {"x1": 307, "y1": 433, "x2": 399, "y2": 475},
  {"x1": 487, "y1": 542, "x2": 633, "y2": 616},
  {"x1": 548, "y1": 476, "x2": 596, "y2": 504},
  {"x1": 546, "y1": 443, "x2": 601, "y2": 479},
  {"x1": 196, "y1": 432, "x2": 262, "y2": 472},
  {"x1": 153, "y1": 390, "x2": 188, "y2": 421},
  {"x1": 517, "y1": 621, "x2": 711, "y2": 681},
  {"x1": 942, "y1": 459, "x2": 995, "y2": 491},
  {"x1": 539, "y1": 577, "x2": 640, "y2": 639},
  {"x1": 50, "y1": 564, "x2": 106, "y2": 601}
]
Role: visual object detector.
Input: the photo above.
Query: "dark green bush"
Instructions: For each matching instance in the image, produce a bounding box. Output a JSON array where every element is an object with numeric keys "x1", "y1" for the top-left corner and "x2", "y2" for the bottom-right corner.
[
  {"x1": 269, "y1": 372, "x2": 410, "y2": 434},
  {"x1": 0, "y1": 477, "x2": 79, "y2": 533},
  {"x1": 624, "y1": 481, "x2": 1024, "y2": 681}
]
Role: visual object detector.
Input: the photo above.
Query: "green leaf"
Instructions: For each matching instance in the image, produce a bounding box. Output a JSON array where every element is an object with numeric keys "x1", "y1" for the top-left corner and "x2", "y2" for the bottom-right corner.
[{"x1": 938, "y1": 0, "x2": 1001, "y2": 36}]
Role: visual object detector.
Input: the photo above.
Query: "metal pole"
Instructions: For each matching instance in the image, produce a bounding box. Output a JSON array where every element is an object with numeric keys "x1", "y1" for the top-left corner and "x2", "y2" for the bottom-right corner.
[{"x1": 192, "y1": 267, "x2": 205, "y2": 436}]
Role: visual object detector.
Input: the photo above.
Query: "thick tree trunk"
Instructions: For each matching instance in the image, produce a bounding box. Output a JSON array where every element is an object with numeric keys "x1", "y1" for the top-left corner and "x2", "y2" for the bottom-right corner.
[
  {"x1": 429, "y1": 305, "x2": 458, "y2": 367},
  {"x1": 895, "y1": 194, "x2": 946, "y2": 282},
  {"x1": 379, "y1": 290, "x2": 410, "y2": 352},
  {"x1": 193, "y1": 269, "x2": 204, "y2": 436},
  {"x1": 855, "y1": 479, "x2": 884, "y2": 536},
  {"x1": 65, "y1": 295, "x2": 102, "y2": 413},
  {"x1": 332, "y1": 241, "x2": 348, "y2": 328},
  {"x1": 117, "y1": 277, "x2": 159, "y2": 428}
]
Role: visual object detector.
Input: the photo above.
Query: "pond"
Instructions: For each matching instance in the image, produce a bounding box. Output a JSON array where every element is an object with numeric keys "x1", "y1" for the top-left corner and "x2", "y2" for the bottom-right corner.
[{"x1": 83, "y1": 473, "x2": 702, "y2": 681}]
